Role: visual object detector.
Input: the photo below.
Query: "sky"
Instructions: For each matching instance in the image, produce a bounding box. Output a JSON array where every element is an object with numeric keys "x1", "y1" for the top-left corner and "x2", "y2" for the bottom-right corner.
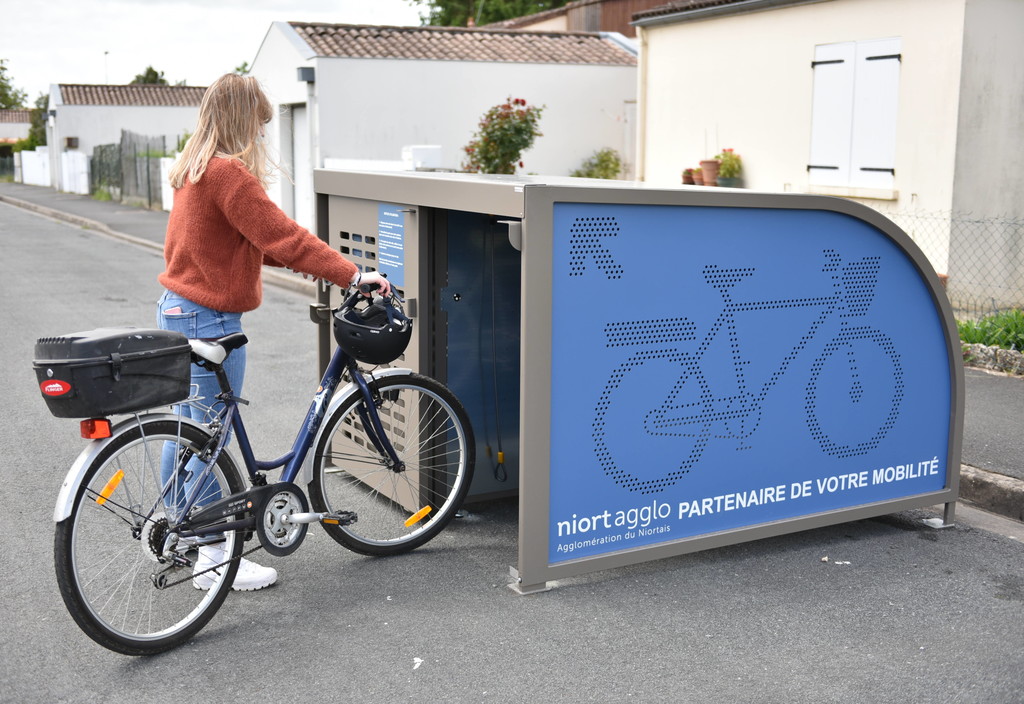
[{"x1": 2, "y1": 0, "x2": 425, "y2": 103}]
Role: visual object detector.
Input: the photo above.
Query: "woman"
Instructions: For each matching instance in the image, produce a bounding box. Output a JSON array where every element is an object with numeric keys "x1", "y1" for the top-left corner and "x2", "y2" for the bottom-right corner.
[{"x1": 157, "y1": 74, "x2": 388, "y2": 591}]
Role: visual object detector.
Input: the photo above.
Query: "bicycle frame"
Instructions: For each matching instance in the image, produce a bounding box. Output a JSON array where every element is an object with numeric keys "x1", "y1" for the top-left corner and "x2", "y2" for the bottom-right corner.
[{"x1": 172, "y1": 298, "x2": 405, "y2": 538}]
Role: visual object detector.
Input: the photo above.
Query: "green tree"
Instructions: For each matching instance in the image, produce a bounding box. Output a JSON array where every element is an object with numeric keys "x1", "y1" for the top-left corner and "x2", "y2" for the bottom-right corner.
[
  {"x1": 130, "y1": 66, "x2": 168, "y2": 85},
  {"x1": 408, "y1": 0, "x2": 570, "y2": 26},
  {"x1": 27, "y1": 92, "x2": 47, "y2": 146},
  {"x1": 12, "y1": 93, "x2": 48, "y2": 152},
  {"x1": 234, "y1": 61, "x2": 250, "y2": 75},
  {"x1": 0, "y1": 59, "x2": 28, "y2": 109},
  {"x1": 462, "y1": 96, "x2": 543, "y2": 174}
]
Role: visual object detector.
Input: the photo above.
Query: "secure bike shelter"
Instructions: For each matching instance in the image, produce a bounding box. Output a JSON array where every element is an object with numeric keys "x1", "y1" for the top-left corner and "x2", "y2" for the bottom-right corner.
[{"x1": 312, "y1": 170, "x2": 963, "y2": 594}]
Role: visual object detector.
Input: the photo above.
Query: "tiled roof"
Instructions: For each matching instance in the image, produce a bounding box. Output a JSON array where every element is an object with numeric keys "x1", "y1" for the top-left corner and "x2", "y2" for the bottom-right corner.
[
  {"x1": 633, "y1": 0, "x2": 749, "y2": 21},
  {"x1": 0, "y1": 109, "x2": 32, "y2": 123},
  {"x1": 289, "y1": 22, "x2": 636, "y2": 65},
  {"x1": 58, "y1": 84, "x2": 207, "y2": 107}
]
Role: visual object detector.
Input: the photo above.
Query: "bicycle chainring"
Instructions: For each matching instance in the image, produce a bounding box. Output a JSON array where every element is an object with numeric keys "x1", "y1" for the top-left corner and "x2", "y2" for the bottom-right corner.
[{"x1": 255, "y1": 482, "x2": 309, "y2": 557}]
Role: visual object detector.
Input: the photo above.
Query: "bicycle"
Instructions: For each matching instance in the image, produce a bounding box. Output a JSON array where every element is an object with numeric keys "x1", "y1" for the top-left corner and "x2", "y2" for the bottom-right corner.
[
  {"x1": 592, "y1": 249, "x2": 904, "y2": 495},
  {"x1": 36, "y1": 285, "x2": 475, "y2": 655}
]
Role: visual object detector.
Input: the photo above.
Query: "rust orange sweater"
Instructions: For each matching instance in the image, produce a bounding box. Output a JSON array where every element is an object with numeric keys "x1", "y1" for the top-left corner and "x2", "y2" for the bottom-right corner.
[{"x1": 158, "y1": 157, "x2": 357, "y2": 313}]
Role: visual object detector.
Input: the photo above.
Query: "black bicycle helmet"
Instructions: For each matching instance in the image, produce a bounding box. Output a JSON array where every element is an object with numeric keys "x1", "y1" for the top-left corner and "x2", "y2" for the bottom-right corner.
[{"x1": 333, "y1": 292, "x2": 413, "y2": 365}]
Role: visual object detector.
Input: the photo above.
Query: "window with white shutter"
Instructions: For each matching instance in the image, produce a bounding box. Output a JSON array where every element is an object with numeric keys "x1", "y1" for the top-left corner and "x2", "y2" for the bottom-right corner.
[{"x1": 809, "y1": 38, "x2": 901, "y2": 191}]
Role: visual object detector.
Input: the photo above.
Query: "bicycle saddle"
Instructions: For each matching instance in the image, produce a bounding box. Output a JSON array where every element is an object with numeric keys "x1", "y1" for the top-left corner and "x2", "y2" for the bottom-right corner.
[{"x1": 189, "y1": 333, "x2": 248, "y2": 365}]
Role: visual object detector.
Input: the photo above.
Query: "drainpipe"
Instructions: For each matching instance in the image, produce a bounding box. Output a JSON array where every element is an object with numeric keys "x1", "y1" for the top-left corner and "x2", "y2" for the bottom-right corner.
[
  {"x1": 48, "y1": 109, "x2": 60, "y2": 191},
  {"x1": 636, "y1": 26, "x2": 648, "y2": 182},
  {"x1": 297, "y1": 65, "x2": 318, "y2": 232}
]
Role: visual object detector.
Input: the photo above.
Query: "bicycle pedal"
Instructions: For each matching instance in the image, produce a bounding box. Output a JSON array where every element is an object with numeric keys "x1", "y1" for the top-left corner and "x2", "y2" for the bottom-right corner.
[{"x1": 321, "y1": 511, "x2": 357, "y2": 526}]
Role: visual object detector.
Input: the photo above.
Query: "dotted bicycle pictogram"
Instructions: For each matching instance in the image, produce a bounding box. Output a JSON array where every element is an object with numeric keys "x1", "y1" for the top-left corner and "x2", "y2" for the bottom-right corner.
[{"x1": 577, "y1": 231, "x2": 905, "y2": 496}]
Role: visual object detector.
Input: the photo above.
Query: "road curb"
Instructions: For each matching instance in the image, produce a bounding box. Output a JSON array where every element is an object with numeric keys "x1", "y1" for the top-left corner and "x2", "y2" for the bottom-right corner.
[
  {"x1": 960, "y1": 464, "x2": 1024, "y2": 522},
  {"x1": 0, "y1": 192, "x2": 317, "y2": 297}
]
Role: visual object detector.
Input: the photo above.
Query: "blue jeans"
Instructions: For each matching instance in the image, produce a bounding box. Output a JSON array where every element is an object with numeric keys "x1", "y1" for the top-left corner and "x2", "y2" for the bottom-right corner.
[{"x1": 157, "y1": 290, "x2": 246, "y2": 517}]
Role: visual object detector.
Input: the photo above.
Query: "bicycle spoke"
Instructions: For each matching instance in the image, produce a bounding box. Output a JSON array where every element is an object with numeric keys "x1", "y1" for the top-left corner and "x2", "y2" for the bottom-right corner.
[{"x1": 309, "y1": 375, "x2": 474, "y2": 555}]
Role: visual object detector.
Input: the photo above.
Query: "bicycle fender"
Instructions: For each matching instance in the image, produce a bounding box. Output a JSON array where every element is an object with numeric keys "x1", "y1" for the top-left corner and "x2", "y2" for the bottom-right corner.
[
  {"x1": 53, "y1": 414, "x2": 211, "y2": 523},
  {"x1": 299, "y1": 367, "x2": 414, "y2": 485}
]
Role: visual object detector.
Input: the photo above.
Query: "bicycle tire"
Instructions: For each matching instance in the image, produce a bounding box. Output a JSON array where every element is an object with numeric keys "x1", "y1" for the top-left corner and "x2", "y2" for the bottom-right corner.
[
  {"x1": 54, "y1": 418, "x2": 245, "y2": 655},
  {"x1": 309, "y1": 373, "x2": 475, "y2": 556}
]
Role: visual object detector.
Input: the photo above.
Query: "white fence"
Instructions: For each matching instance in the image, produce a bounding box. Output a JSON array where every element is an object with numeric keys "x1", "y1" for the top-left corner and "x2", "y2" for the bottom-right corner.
[
  {"x1": 60, "y1": 151, "x2": 89, "y2": 195},
  {"x1": 18, "y1": 147, "x2": 49, "y2": 186}
]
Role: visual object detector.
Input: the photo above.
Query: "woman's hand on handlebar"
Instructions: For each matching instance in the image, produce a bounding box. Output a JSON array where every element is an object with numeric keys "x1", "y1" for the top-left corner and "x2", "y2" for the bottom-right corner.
[{"x1": 350, "y1": 270, "x2": 391, "y2": 297}]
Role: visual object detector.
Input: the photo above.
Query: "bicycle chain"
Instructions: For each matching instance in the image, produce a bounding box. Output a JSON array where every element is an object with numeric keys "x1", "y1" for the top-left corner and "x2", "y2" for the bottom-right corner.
[{"x1": 156, "y1": 543, "x2": 265, "y2": 590}]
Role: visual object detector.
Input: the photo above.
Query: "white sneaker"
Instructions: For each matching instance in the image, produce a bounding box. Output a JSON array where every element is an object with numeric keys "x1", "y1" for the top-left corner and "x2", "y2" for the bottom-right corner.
[{"x1": 192, "y1": 543, "x2": 278, "y2": 591}]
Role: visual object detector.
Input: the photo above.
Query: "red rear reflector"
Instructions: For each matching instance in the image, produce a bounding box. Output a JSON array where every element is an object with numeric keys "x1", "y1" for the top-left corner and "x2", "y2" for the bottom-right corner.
[{"x1": 81, "y1": 418, "x2": 112, "y2": 439}]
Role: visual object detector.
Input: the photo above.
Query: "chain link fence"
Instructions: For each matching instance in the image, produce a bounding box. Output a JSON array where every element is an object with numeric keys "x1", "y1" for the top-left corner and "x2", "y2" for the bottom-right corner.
[
  {"x1": 877, "y1": 208, "x2": 1024, "y2": 320},
  {"x1": 0, "y1": 155, "x2": 13, "y2": 179},
  {"x1": 89, "y1": 130, "x2": 167, "y2": 208}
]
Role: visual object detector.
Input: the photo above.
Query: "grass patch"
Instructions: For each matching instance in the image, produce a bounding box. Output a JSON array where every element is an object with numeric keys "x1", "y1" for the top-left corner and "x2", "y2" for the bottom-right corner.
[
  {"x1": 92, "y1": 187, "x2": 112, "y2": 202},
  {"x1": 957, "y1": 309, "x2": 1024, "y2": 352}
]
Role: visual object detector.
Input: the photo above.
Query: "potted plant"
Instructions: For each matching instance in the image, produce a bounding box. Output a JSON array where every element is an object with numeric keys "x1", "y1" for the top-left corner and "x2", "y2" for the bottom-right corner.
[
  {"x1": 682, "y1": 168, "x2": 695, "y2": 185},
  {"x1": 699, "y1": 157, "x2": 720, "y2": 186},
  {"x1": 716, "y1": 148, "x2": 743, "y2": 187},
  {"x1": 692, "y1": 167, "x2": 704, "y2": 186}
]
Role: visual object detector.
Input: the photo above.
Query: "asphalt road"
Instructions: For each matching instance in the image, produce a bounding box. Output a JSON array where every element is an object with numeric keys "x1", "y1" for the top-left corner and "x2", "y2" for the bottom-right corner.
[
  {"x1": 963, "y1": 367, "x2": 1024, "y2": 482},
  {"x1": 2, "y1": 203, "x2": 1022, "y2": 703}
]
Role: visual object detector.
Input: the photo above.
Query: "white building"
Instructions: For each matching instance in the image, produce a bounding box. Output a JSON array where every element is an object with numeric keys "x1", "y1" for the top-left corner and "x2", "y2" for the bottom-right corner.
[
  {"x1": 249, "y1": 22, "x2": 638, "y2": 228},
  {"x1": 0, "y1": 109, "x2": 31, "y2": 146},
  {"x1": 633, "y1": 0, "x2": 1024, "y2": 310},
  {"x1": 47, "y1": 84, "x2": 204, "y2": 192}
]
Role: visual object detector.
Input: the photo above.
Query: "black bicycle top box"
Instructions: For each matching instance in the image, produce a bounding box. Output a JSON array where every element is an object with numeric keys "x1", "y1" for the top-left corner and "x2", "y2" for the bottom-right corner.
[{"x1": 33, "y1": 328, "x2": 192, "y2": 418}]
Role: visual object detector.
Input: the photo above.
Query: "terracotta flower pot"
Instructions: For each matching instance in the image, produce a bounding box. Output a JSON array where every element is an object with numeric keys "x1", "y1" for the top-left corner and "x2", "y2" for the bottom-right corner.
[{"x1": 700, "y1": 159, "x2": 720, "y2": 186}]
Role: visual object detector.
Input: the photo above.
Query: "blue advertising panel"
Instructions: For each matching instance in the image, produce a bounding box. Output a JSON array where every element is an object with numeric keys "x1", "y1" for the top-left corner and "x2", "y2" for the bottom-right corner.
[
  {"x1": 548, "y1": 203, "x2": 951, "y2": 564},
  {"x1": 377, "y1": 204, "x2": 406, "y2": 287}
]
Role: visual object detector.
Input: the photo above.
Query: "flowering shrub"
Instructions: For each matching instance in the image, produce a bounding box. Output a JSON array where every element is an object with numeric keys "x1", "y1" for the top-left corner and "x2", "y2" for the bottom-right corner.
[
  {"x1": 716, "y1": 148, "x2": 742, "y2": 178},
  {"x1": 462, "y1": 97, "x2": 544, "y2": 174}
]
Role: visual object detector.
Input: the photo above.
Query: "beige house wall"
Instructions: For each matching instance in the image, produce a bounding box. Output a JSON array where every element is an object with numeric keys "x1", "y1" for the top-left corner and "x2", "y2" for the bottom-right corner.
[
  {"x1": 638, "y1": 0, "x2": 967, "y2": 223},
  {"x1": 945, "y1": 0, "x2": 1024, "y2": 308}
]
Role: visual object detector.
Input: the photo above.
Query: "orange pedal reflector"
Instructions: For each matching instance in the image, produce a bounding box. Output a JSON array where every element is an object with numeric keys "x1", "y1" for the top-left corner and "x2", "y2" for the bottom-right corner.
[
  {"x1": 96, "y1": 470, "x2": 124, "y2": 506},
  {"x1": 323, "y1": 518, "x2": 340, "y2": 525},
  {"x1": 404, "y1": 506, "x2": 432, "y2": 527},
  {"x1": 81, "y1": 418, "x2": 112, "y2": 439}
]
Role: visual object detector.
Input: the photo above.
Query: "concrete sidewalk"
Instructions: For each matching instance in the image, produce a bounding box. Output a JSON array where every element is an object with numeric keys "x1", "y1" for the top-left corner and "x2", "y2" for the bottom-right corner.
[{"x1": 1, "y1": 180, "x2": 1021, "y2": 522}]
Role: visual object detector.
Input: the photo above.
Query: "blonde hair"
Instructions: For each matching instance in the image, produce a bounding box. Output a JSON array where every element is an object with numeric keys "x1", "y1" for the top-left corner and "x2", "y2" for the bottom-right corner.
[{"x1": 169, "y1": 74, "x2": 274, "y2": 189}]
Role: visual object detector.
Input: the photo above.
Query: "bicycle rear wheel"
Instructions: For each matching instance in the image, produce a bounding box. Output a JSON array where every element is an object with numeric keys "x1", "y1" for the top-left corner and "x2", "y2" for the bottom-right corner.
[
  {"x1": 309, "y1": 373, "x2": 475, "y2": 556},
  {"x1": 54, "y1": 418, "x2": 245, "y2": 655}
]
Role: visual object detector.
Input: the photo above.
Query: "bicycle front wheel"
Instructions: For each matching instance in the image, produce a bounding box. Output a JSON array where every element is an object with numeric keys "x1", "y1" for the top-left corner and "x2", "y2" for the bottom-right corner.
[
  {"x1": 54, "y1": 418, "x2": 245, "y2": 655},
  {"x1": 309, "y1": 373, "x2": 475, "y2": 556}
]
